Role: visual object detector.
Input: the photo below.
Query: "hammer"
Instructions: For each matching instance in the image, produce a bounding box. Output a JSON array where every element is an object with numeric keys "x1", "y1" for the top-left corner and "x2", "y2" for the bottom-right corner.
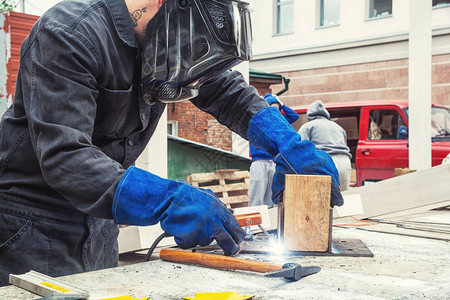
[{"x1": 159, "y1": 249, "x2": 320, "y2": 281}]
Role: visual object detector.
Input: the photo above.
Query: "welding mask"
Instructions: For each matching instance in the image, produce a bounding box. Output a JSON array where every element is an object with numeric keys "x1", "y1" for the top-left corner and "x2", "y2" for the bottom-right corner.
[{"x1": 141, "y1": 0, "x2": 252, "y2": 104}]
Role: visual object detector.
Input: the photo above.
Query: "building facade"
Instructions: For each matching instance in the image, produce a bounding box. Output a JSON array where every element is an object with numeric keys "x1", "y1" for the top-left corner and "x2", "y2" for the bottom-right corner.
[
  {"x1": 3, "y1": 2, "x2": 449, "y2": 155},
  {"x1": 249, "y1": 0, "x2": 450, "y2": 107}
]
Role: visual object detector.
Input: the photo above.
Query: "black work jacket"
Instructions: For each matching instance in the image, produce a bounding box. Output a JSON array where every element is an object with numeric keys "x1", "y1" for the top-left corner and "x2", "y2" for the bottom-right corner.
[{"x1": 0, "y1": 0, "x2": 266, "y2": 219}]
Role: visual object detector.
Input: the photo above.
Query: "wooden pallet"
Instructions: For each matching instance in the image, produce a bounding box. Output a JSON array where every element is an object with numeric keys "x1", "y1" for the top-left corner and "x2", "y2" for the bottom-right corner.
[{"x1": 186, "y1": 169, "x2": 249, "y2": 208}]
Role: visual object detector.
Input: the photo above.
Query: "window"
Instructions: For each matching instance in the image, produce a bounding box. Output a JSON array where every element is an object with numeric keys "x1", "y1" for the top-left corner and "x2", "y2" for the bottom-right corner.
[
  {"x1": 319, "y1": 0, "x2": 340, "y2": 27},
  {"x1": 275, "y1": 0, "x2": 294, "y2": 35},
  {"x1": 167, "y1": 120, "x2": 178, "y2": 136},
  {"x1": 404, "y1": 106, "x2": 450, "y2": 139},
  {"x1": 368, "y1": 0, "x2": 392, "y2": 19},
  {"x1": 430, "y1": 107, "x2": 450, "y2": 138},
  {"x1": 433, "y1": 0, "x2": 450, "y2": 8},
  {"x1": 368, "y1": 110, "x2": 405, "y2": 140}
]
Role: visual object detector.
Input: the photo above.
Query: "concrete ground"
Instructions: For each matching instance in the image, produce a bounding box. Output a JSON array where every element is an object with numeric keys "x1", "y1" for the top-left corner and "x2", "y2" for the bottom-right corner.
[{"x1": 1, "y1": 208, "x2": 449, "y2": 299}]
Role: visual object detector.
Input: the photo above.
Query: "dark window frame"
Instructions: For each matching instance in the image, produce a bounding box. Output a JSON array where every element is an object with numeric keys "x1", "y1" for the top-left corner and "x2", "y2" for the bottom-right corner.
[{"x1": 368, "y1": 0, "x2": 393, "y2": 19}]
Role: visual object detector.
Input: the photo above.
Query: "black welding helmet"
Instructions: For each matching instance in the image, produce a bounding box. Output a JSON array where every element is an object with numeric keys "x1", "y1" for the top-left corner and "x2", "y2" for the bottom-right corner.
[{"x1": 141, "y1": 0, "x2": 252, "y2": 104}]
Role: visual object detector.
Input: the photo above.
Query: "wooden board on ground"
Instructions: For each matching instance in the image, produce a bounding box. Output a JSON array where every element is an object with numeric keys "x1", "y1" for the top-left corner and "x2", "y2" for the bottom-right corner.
[
  {"x1": 283, "y1": 174, "x2": 331, "y2": 252},
  {"x1": 186, "y1": 169, "x2": 249, "y2": 208},
  {"x1": 339, "y1": 163, "x2": 450, "y2": 221},
  {"x1": 348, "y1": 209, "x2": 450, "y2": 241}
]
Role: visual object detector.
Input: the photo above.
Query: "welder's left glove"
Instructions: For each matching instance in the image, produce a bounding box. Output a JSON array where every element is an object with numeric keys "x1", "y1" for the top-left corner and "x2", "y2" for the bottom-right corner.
[
  {"x1": 247, "y1": 107, "x2": 344, "y2": 207},
  {"x1": 113, "y1": 166, "x2": 245, "y2": 255}
]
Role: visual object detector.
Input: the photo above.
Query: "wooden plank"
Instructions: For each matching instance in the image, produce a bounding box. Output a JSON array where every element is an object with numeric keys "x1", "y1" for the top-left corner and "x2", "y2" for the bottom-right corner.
[
  {"x1": 220, "y1": 196, "x2": 248, "y2": 204},
  {"x1": 203, "y1": 182, "x2": 248, "y2": 193},
  {"x1": 353, "y1": 210, "x2": 450, "y2": 241},
  {"x1": 375, "y1": 201, "x2": 450, "y2": 219},
  {"x1": 186, "y1": 169, "x2": 250, "y2": 208},
  {"x1": 233, "y1": 205, "x2": 272, "y2": 231},
  {"x1": 340, "y1": 164, "x2": 450, "y2": 220},
  {"x1": 283, "y1": 175, "x2": 331, "y2": 252},
  {"x1": 186, "y1": 170, "x2": 249, "y2": 183}
]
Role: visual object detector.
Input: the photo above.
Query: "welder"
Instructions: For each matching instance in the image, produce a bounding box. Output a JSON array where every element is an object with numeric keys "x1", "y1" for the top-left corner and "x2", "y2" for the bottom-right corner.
[{"x1": 0, "y1": 0, "x2": 343, "y2": 286}]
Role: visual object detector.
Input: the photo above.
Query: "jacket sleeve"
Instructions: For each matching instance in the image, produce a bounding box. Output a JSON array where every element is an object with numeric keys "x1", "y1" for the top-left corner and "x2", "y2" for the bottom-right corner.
[
  {"x1": 281, "y1": 105, "x2": 299, "y2": 124},
  {"x1": 190, "y1": 71, "x2": 268, "y2": 139},
  {"x1": 298, "y1": 124, "x2": 311, "y2": 141},
  {"x1": 20, "y1": 24, "x2": 124, "y2": 218}
]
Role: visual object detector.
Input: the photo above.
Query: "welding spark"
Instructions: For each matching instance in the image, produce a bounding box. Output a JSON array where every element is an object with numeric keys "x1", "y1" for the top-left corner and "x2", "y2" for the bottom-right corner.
[{"x1": 268, "y1": 239, "x2": 287, "y2": 262}]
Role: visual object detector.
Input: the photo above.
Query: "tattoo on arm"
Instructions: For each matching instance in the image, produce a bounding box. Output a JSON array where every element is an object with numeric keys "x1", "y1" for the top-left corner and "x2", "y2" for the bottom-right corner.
[{"x1": 130, "y1": 7, "x2": 147, "y2": 27}]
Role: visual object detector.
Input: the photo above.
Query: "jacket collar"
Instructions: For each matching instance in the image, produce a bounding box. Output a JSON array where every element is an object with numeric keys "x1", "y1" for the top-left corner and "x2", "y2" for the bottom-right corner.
[{"x1": 105, "y1": 0, "x2": 138, "y2": 48}]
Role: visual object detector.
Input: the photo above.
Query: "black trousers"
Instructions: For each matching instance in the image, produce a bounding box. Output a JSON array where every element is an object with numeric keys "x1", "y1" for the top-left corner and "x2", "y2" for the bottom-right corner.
[{"x1": 0, "y1": 194, "x2": 119, "y2": 286}]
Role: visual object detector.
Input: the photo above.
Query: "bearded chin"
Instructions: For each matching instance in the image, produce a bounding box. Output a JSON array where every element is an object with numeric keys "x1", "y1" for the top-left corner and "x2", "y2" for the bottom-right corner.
[
  {"x1": 137, "y1": 0, "x2": 165, "y2": 48},
  {"x1": 136, "y1": 30, "x2": 146, "y2": 49}
]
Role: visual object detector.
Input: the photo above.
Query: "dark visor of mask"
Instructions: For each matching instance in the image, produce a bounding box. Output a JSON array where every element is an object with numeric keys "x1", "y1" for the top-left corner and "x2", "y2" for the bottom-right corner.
[{"x1": 141, "y1": 0, "x2": 252, "y2": 104}]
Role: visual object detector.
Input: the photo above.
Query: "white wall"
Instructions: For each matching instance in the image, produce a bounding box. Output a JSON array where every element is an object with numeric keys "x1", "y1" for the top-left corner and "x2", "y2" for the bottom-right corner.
[
  {"x1": 231, "y1": 61, "x2": 250, "y2": 158},
  {"x1": 135, "y1": 108, "x2": 168, "y2": 178},
  {"x1": 14, "y1": 0, "x2": 61, "y2": 16},
  {"x1": 251, "y1": 0, "x2": 449, "y2": 60}
]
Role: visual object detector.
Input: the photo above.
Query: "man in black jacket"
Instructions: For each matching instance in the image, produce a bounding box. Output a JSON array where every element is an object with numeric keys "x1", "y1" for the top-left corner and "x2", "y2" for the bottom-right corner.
[{"x1": 0, "y1": 0, "x2": 343, "y2": 286}]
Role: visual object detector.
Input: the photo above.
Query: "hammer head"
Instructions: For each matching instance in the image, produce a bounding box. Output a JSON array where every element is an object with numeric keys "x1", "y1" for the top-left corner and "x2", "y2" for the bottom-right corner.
[{"x1": 264, "y1": 263, "x2": 321, "y2": 281}]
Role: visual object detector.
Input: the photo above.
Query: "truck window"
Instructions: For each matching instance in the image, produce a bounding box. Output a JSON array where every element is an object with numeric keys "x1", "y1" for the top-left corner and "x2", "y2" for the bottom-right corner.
[
  {"x1": 368, "y1": 110, "x2": 405, "y2": 140},
  {"x1": 403, "y1": 106, "x2": 450, "y2": 139},
  {"x1": 431, "y1": 107, "x2": 450, "y2": 138}
]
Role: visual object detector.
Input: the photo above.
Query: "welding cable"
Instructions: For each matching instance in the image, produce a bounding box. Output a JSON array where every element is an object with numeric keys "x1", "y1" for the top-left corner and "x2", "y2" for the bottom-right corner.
[
  {"x1": 144, "y1": 208, "x2": 235, "y2": 261},
  {"x1": 145, "y1": 232, "x2": 173, "y2": 261}
]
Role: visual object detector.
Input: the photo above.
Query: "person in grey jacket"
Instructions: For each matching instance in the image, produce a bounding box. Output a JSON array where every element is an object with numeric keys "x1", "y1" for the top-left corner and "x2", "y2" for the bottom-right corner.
[{"x1": 299, "y1": 100, "x2": 352, "y2": 191}]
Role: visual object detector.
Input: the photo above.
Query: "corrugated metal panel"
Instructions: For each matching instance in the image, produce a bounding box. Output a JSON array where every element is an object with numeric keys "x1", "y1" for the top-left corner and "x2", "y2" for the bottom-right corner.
[
  {"x1": 168, "y1": 135, "x2": 251, "y2": 180},
  {"x1": 6, "y1": 11, "x2": 38, "y2": 102},
  {"x1": 1, "y1": 11, "x2": 12, "y2": 111}
]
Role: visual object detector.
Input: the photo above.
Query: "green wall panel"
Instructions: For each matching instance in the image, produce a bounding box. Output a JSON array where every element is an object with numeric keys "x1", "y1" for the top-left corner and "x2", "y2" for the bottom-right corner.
[{"x1": 168, "y1": 136, "x2": 251, "y2": 181}]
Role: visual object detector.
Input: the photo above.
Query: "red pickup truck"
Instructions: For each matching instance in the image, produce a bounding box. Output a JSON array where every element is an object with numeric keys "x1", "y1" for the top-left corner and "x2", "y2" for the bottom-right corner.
[{"x1": 291, "y1": 100, "x2": 450, "y2": 186}]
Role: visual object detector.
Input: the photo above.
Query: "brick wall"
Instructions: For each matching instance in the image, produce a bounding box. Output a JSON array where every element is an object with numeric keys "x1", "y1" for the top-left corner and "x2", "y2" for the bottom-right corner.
[
  {"x1": 168, "y1": 101, "x2": 209, "y2": 144},
  {"x1": 167, "y1": 79, "x2": 276, "y2": 151},
  {"x1": 271, "y1": 54, "x2": 450, "y2": 107},
  {"x1": 250, "y1": 82, "x2": 272, "y2": 97},
  {"x1": 167, "y1": 101, "x2": 233, "y2": 151},
  {"x1": 207, "y1": 119, "x2": 232, "y2": 151}
]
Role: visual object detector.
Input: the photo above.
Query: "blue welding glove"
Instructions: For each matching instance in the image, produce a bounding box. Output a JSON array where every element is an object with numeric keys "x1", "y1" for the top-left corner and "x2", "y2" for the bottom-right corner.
[
  {"x1": 247, "y1": 107, "x2": 344, "y2": 207},
  {"x1": 113, "y1": 166, "x2": 246, "y2": 255}
]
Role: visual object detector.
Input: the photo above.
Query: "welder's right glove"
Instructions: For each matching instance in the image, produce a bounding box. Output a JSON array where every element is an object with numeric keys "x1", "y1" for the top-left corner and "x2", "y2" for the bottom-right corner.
[
  {"x1": 112, "y1": 166, "x2": 246, "y2": 256},
  {"x1": 247, "y1": 107, "x2": 344, "y2": 207}
]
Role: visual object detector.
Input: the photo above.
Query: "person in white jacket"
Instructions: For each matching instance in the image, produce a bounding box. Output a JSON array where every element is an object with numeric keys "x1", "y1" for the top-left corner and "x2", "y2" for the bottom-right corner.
[{"x1": 299, "y1": 100, "x2": 352, "y2": 191}]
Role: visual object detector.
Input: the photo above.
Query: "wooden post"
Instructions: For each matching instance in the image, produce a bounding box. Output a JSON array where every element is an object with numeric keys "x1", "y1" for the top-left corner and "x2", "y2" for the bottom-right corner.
[{"x1": 282, "y1": 174, "x2": 331, "y2": 252}]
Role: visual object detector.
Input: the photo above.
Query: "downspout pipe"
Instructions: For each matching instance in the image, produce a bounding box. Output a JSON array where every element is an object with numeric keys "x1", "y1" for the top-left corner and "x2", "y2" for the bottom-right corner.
[{"x1": 276, "y1": 77, "x2": 290, "y2": 96}]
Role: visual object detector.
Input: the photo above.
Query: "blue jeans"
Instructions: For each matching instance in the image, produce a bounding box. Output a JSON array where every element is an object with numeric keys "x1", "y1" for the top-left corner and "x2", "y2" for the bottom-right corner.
[{"x1": 0, "y1": 194, "x2": 119, "y2": 286}]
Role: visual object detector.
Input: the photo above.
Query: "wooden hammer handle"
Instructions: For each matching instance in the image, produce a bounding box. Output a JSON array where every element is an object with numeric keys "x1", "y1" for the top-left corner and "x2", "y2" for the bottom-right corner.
[{"x1": 159, "y1": 249, "x2": 282, "y2": 274}]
